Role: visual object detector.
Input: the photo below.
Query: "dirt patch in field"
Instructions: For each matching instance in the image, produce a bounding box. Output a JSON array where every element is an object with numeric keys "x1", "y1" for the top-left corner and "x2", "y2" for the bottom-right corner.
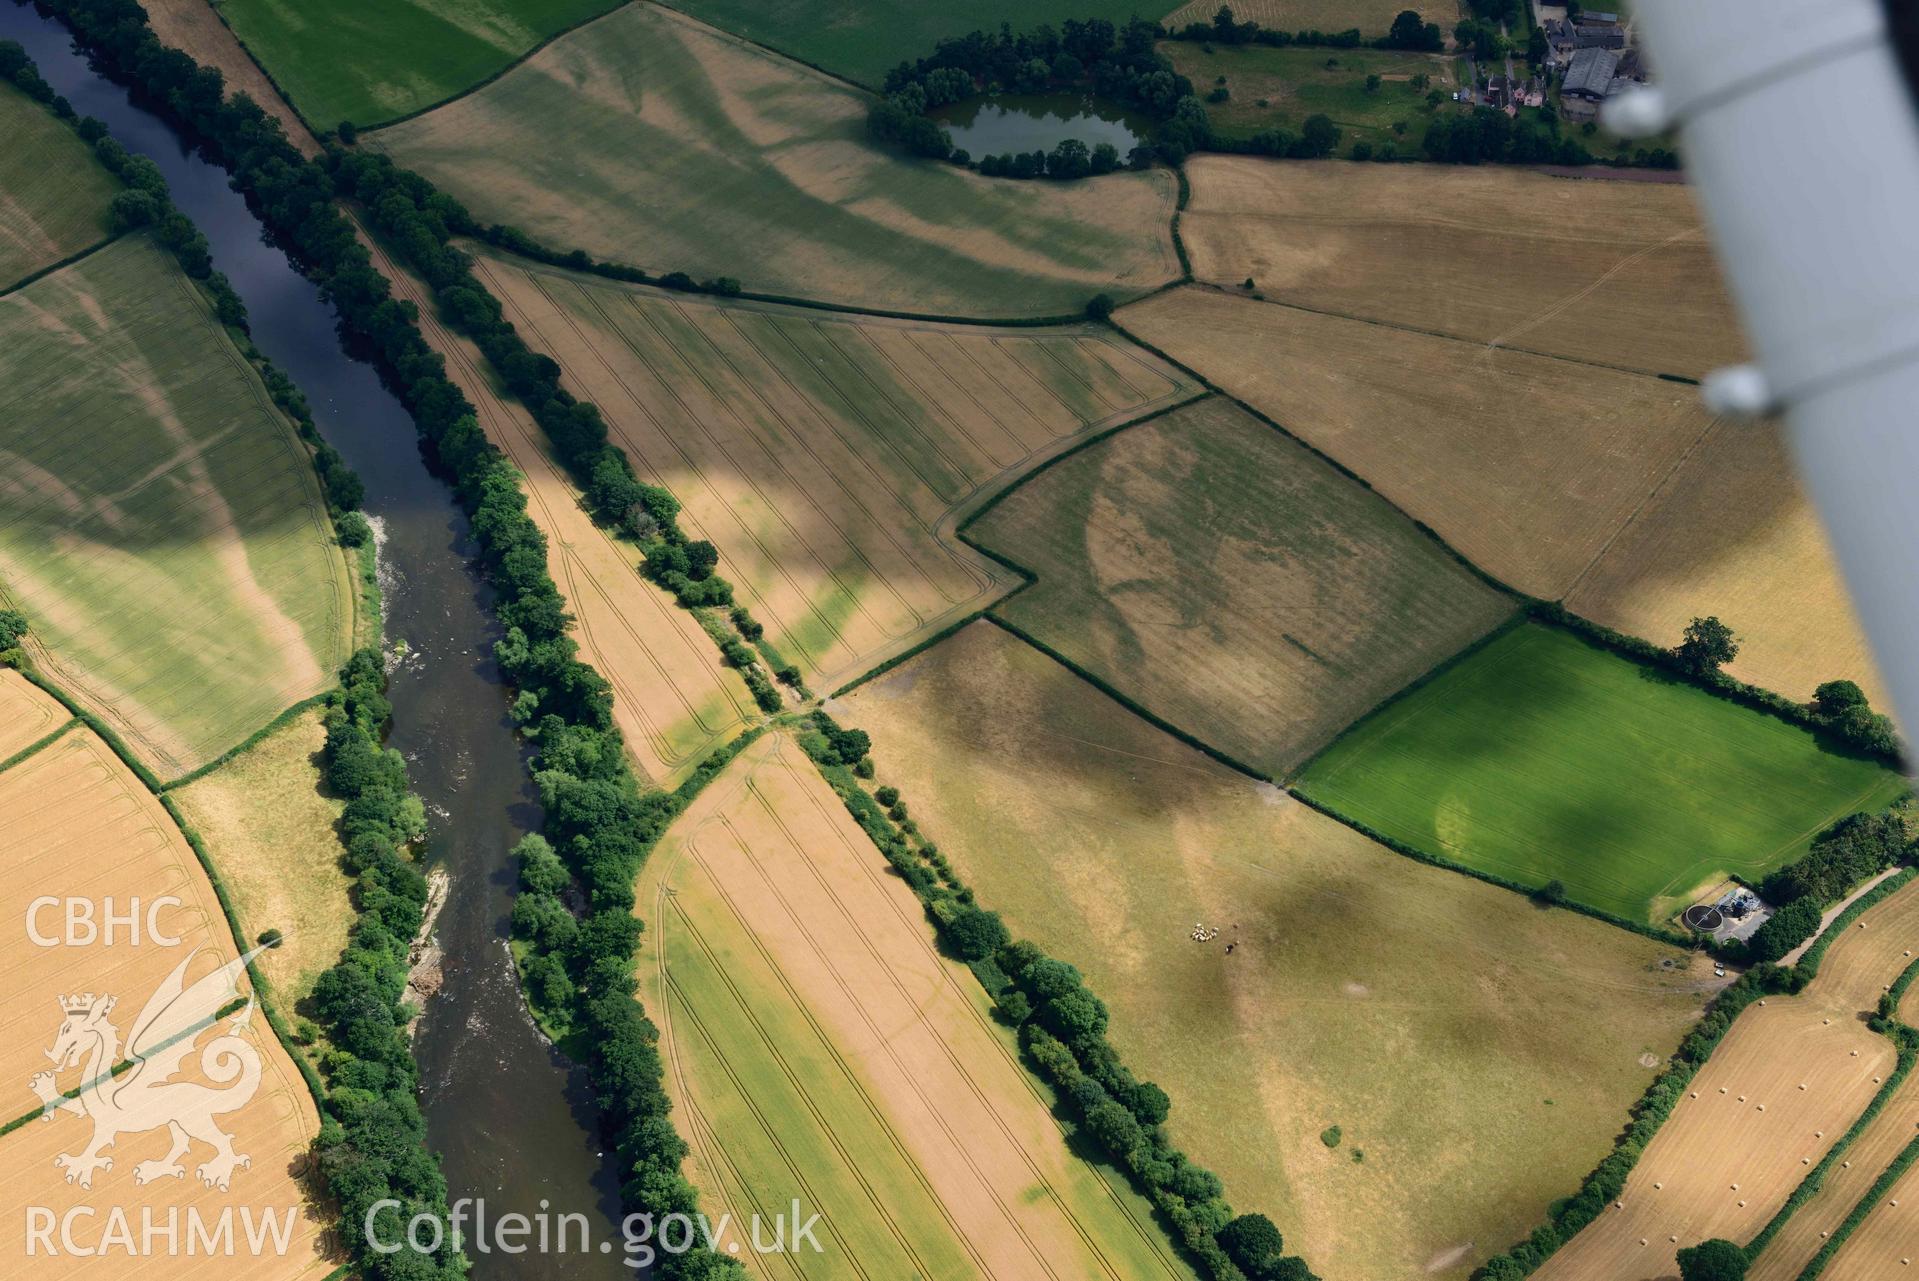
[
  {"x1": 473, "y1": 251, "x2": 1195, "y2": 692},
  {"x1": 1538, "y1": 880, "x2": 1919, "y2": 1280},
  {"x1": 842, "y1": 620, "x2": 1710, "y2": 1281},
  {"x1": 637, "y1": 732, "x2": 1193, "y2": 1279},
  {"x1": 1177, "y1": 156, "x2": 1745, "y2": 380},
  {"x1": 1567, "y1": 418, "x2": 1885, "y2": 708},
  {"x1": 1117, "y1": 287, "x2": 1716, "y2": 599},
  {"x1": 971, "y1": 395, "x2": 1513, "y2": 775},
  {"x1": 0, "y1": 725, "x2": 334, "y2": 1277},
  {"x1": 366, "y1": 3, "x2": 1180, "y2": 318}
]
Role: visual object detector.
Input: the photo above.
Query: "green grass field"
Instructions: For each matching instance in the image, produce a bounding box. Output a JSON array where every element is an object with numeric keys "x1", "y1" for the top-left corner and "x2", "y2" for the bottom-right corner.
[
  {"x1": 0, "y1": 235, "x2": 355, "y2": 778},
  {"x1": 367, "y1": 3, "x2": 1180, "y2": 318},
  {"x1": 1160, "y1": 42, "x2": 1460, "y2": 149},
  {"x1": 971, "y1": 396, "x2": 1513, "y2": 775},
  {"x1": 0, "y1": 82, "x2": 120, "y2": 290},
  {"x1": 217, "y1": 0, "x2": 621, "y2": 127},
  {"x1": 842, "y1": 620, "x2": 1711, "y2": 1281},
  {"x1": 661, "y1": 0, "x2": 1167, "y2": 87},
  {"x1": 1296, "y1": 624, "x2": 1908, "y2": 923}
]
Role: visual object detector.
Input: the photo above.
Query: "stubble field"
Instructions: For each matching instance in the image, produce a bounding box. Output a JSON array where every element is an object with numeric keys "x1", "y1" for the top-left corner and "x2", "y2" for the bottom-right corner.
[
  {"x1": 472, "y1": 251, "x2": 1196, "y2": 693},
  {"x1": 0, "y1": 668, "x2": 72, "y2": 762},
  {"x1": 1174, "y1": 156, "x2": 1744, "y2": 378},
  {"x1": 375, "y1": 250, "x2": 757, "y2": 787},
  {"x1": 839, "y1": 620, "x2": 1713, "y2": 1281},
  {"x1": 969, "y1": 395, "x2": 1513, "y2": 775},
  {"x1": 634, "y1": 731, "x2": 1193, "y2": 1280},
  {"x1": 367, "y1": 3, "x2": 1182, "y2": 318},
  {"x1": 1567, "y1": 418, "x2": 1887, "y2": 710},
  {"x1": 0, "y1": 235, "x2": 355, "y2": 778},
  {"x1": 1117, "y1": 286, "x2": 1717, "y2": 599},
  {"x1": 1538, "y1": 879, "x2": 1919, "y2": 1281},
  {"x1": 0, "y1": 723, "x2": 333, "y2": 1279},
  {"x1": 1295, "y1": 624, "x2": 1908, "y2": 924},
  {"x1": 0, "y1": 82, "x2": 119, "y2": 292}
]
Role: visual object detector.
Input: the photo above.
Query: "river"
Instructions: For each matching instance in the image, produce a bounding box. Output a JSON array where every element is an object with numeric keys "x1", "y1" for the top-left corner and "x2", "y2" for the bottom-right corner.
[{"x1": 0, "y1": 4, "x2": 630, "y2": 1275}]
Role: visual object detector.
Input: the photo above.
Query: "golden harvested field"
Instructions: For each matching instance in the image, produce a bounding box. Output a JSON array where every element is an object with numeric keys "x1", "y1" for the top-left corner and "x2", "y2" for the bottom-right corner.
[
  {"x1": 0, "y1": 82, "x2": 119, "y2": 292},
  {"x1": 1177, "y1": 156, "x2": 1745, "y2": 378},
  {"x1": 0, "y1": 724, "x2": 332, "y2": 1278},
  {"x1": 376, "y1": 252, "x2": 756, "y2": 787},
  {"x1": 1164, "y1": 0, "x2": 1460, "y2": 34},
  {"x1": 171, "y1": 710, "x2": 351, "y2": 1004},
  {"x1": 970, "y1": 396, "x2": 1512, "y2": 775},
  {"x1": 1821, "y1": 1152, "x2": 1919, "y2": 1279},
  {"x1": 839, "y1": 620, "x2": 1713, "y2": 1281},
  {"x1": 1118, "y1": 286, "x2": 1717, "y2": 599},
  {"x1": 0, "y1": 236, "x2": 355, "y2": 779},
  {"x1": 1537, "y1": 879, "x2": 1919, "y2": 1281},
  {"x1": 1748, "y1": 1071, "x2": 1919, "y2": 1281},
  {"x1": 0, "y1": 669, "x2": 72, "y2": 762},
  {"x1": 635, "y1": 732, "x2": 1193, "y2": 1280},
  {"x1": 1567, "y1": 419, "x2": 1887, "y2": 709},
  {"x1": 474, "y1": 252, "x2": 1197, "y2": 692},
  {"x1": 367, "y1": 3, "x2": 1181, "y2": 318}
]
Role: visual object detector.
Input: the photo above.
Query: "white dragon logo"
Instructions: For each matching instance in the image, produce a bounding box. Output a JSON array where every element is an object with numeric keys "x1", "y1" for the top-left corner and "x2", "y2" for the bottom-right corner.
[{"x1": 27, "y1": 948, "x2": 265, "y2": 1192}]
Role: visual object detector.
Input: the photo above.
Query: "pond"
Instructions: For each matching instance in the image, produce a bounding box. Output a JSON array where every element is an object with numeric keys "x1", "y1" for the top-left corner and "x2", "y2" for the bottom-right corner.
[{"x1": 932, "y1": 92, "x2": 1152, "y2": 157}]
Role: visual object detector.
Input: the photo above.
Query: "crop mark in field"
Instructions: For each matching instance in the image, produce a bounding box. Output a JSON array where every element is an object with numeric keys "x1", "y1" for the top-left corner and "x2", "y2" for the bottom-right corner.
[
  {"x1": 1482, "y1": 228, "x2": 1707, "y2": 360},
  {"x1": 653, "y1": 738, "x2": 1185, "y2": 1280},
  {"x1": 740, "y1": 744, "x2": 1167, "y2": 1279}
]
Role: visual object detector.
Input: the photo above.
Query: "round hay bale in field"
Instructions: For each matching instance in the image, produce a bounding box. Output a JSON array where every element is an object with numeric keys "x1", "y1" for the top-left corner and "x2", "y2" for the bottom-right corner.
[{"x1": 1684, "y1": 904, "x2": 1725, "y2": 931}]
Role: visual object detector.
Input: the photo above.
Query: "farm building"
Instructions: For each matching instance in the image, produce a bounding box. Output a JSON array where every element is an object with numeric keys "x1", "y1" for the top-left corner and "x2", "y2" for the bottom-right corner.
[{"x1": 1564, "y1": 46, "x2": 1622, "y2": 101}]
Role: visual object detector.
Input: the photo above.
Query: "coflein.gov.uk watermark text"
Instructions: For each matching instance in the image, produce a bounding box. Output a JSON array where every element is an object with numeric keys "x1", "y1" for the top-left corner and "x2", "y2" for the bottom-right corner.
[{"x1": 368, "y1": 1198, "x2": 824, "y2": 1266}]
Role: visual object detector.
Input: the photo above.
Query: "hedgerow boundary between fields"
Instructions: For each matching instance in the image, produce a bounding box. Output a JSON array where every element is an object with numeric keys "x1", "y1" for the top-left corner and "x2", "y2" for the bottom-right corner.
[
  {"x1": 784, "y1": 713, "x2": 1311, "y2": 1281},
  {"x1": 1745, "y1": 943, "x2": 1919, "y2": 1268},
  {"x1": 0, "y1": 44, "x2": 466, "y2": 1281},
  {"x1": 37, "y1": 10, "x2": 1911, "y2": 1281},
  {"x1": 28, "y1": 5, "x2": 804, "y2": 1277}
]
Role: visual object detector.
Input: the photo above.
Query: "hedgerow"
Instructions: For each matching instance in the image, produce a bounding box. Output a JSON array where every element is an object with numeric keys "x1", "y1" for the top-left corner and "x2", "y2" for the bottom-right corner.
[
  {"x1": 0, "y1": 41, "x2": 455, "y2": 1277},
  {"x1": 795, "y1": 711, "x2": 1316, "y2": 1281},
  {"x1": 32, "y1": 2, "x2": 744, "y2": 1274},
  {"x1": 1470, "y1": 966, "x2": 1788, "y2": 1279}
]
